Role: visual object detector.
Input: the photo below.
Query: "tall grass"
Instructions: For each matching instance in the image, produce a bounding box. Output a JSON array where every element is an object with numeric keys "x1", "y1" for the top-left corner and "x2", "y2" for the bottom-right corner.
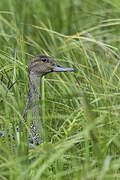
[{"x1": 0, "y1": 0, "x2": 120, "y2": 179}]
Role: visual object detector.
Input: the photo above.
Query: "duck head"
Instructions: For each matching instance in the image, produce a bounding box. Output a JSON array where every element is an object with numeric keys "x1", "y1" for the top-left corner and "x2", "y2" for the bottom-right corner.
[{"x1": 28, "y1": 54, "x2": 73, "y2": 77}]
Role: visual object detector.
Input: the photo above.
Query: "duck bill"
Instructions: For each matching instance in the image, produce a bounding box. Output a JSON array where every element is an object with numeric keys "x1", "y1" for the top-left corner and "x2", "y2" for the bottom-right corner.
[{"x1": 53, "y1": 64, "x2": 73, "y2": 72}]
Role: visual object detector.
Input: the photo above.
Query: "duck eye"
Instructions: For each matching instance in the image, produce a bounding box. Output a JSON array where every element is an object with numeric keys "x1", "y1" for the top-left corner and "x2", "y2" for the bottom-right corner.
[{"x1": 42, "y1": 58, "x2": 46, "y2": 62}]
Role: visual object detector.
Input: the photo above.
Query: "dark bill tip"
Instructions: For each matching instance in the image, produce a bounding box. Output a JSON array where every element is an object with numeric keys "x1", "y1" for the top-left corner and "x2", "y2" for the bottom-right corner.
[{"x1": 53, "y1": 64, "x2": 74, "y2": 72}]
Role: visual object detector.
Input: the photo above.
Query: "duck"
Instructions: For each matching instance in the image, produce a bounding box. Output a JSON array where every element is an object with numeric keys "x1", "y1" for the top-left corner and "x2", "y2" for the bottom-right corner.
[{"x1": 23, "y1": 54, "x2": 73, "y2": 146}]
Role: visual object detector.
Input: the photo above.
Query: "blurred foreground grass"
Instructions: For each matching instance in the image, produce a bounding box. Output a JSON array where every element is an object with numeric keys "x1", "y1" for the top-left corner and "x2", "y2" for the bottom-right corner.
[{"x1": 0, "y1": 0, "x2": 120, "y2": 179}]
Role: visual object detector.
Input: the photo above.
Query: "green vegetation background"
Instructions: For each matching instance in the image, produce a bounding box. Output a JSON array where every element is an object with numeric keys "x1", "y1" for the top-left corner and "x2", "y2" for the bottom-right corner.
[{"x1": 0, "y1": 0, "x2": 120, "y2": 179}]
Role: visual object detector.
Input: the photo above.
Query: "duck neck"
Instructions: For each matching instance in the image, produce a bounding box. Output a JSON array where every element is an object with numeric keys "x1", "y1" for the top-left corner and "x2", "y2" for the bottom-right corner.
[
  {"x1": 28, "y1": 73, "x2": 41, "y2": 107},
  {"x1": 23, "y1": 72, "x2": 42, "y2": 121}
]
